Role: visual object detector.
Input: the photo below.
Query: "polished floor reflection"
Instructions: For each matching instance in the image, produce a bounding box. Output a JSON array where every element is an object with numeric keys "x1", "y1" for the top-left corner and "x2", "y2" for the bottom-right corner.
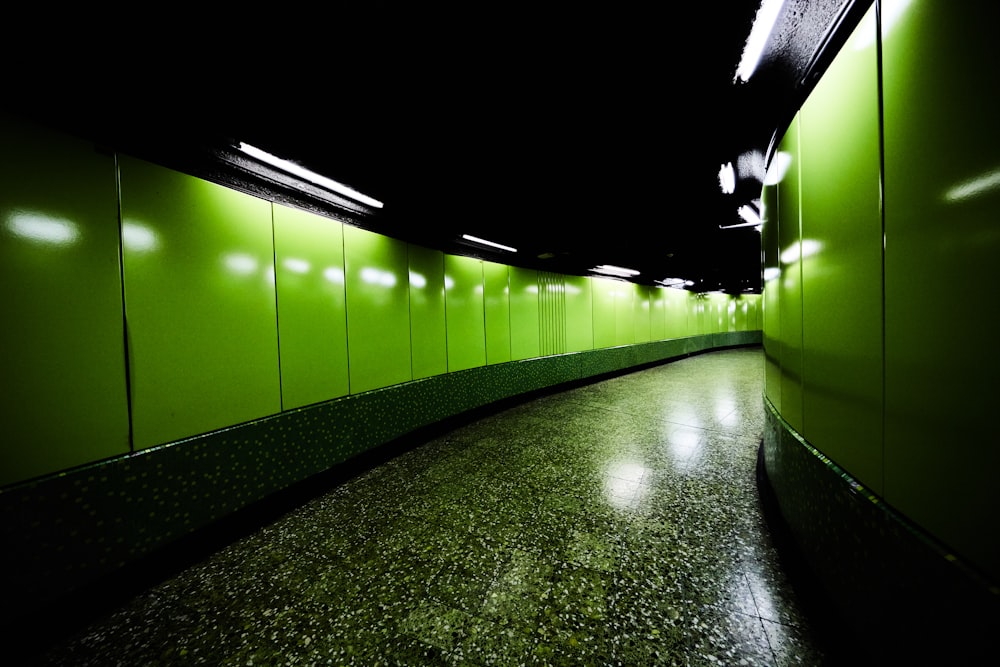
[{"x1": 29, "y1": 347, "x2": 837, "y2": 666}]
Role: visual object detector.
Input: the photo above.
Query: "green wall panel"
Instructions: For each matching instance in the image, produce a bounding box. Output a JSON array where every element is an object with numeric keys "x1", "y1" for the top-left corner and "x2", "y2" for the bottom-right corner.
[
  {"x1": 272, "y1": 204, "x2": 349, "y2": 409},
  {"x1": 509, "y1": 266, "x2": 540, "y2": 360},
  {"x1": 649, "y1": 287, "x2": 666, "y2": 341},
  {"x1": 343, "y1": 225, "x2": 412, "y2": 393},
  {"x1": 408, "y1": 244, "x2": 447, "y2": 379},
  {"x1": 444, "y1": 254, "x2": 487, "y2": 372},
  {"x1": 565, "y1": 275, "x2": 594, "y2": 352},
  {"x1": 798, "y1": 2, "x2": 883, "y2": 493},
  {"x1": 538, "y1": 271, "x2": 567, "y2": 356},
  {"x1": 882, "y1": 0, "x2": 1000, "y2": 580},
  {"x1": 735, "y1": 296, "x2": 748, "y2": 331},
  {"x1": 0, "y1": 114, "x2": 130, "y2": 486},
  {"x1": 614, "y1": 283, "x2": 635, "y2": 345},
  {"x1": 483, "y1": 261, "x2": 512, "y2": 365},
  {"x1": 663, "y1": 288, "x2": 689, "y2": 339},
  {"x1": 592, "y1": 277, "x2": 617, "y2": 348},
  {"x1": 633, "y1": 285, "x2": 652, "y2": 343},
  {"x1": 119, "y1": 155, "x2": 281, "y2": 450},
  {"x1": 777, "y1": 117, "x2": 804, "y2": 433},
  {"x1": 762, "y1": 172, "x2": 781, "y2": 410}
]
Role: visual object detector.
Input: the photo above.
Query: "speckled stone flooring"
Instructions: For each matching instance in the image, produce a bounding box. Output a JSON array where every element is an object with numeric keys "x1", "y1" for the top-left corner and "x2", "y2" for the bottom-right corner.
[{"x1": 27, "y1": 347, "x2": 839, "y2": 666}]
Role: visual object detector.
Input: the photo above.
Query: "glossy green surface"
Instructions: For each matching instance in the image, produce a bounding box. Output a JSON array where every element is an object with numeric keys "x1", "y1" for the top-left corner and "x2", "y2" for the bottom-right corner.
[
  {"x1": 538, "y1": 271, "x2": 567, "y2": 356},
  {"x1": 444, "y1": 254, "x2": 487, "y2": 372},
  {"x1": 0, "y1": 115, "x2": 130, "y2": 486},
  {"x1": 663, "y1": 288, "x2": 689, "y2": 339},
  {"x1": 798, "y1": 3, "x2": 883, "y2": 493},
  {"x1": 344, "y1": 225, "x2": 412, "y2": 393},
  {"x1": 882, "y1": 0, "x2": 1000, "y2": 578},
  {"x1": 591, "y1": 277, "x2": 617, "y2": 349},
  {"x1": 482, "y1": 261, "x2": 512, "y2": 365},
  {"x1": 273, "y1": 204, "x2": 349, "y2": 409},
  {"x1": 648, "y1": 288, "x2": 666, "y2": 341},
  {"x1": 735, "y1": 297, "x2": 748, "y2": 331},
  {"x1": 614, "y1": 283, "x2": 635, "y2": 346},
  {"x1": 633, "y1": 285, "x2": 651, "y2": 343},
  {"x1": 120, "y1": 156, "x2": 281, "y2": 450},
  {"x1": 776, "y1": 117, "x2": 804, "y2": 433},
  {"x1": 710, "y1": 293, "x2": 728, "y2": 333},
  {"x1": 565, "y1": 275, "x2": 594, "y2": 353},
  {"x1": 761, "y1": 173, "x2": 781, "y2": 410},
  {"x1": 408, "y1": 244, "x2": 448, "y2": 379},
  {"x1": 509, "y1": 267, "x2": 540, "y2": 361}
]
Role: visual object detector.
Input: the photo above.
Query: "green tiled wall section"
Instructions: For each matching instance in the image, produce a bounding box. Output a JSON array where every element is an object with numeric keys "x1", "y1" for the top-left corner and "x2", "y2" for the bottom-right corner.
[
  {"x1": 0, "y1": 109, "x2": 763, "y2": 617},
  {"x1": 0, "y1": 115, "x2": 130, "y2": 484},
  {"x1": 760, "y1": 0, "x2": 1000, "y2": 612}
]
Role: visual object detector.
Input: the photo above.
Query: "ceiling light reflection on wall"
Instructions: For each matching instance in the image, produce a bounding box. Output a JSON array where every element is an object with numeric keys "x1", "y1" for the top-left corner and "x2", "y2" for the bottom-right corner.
[
  {"x1": 944, "y1": 167, "x2": 1000, "y2": 203},
  {"x1": 237, "y1": 142, "x2": 384, "y2": 209},
  {"x1": 6, "y1": 212, "x2": 80, "y2": 247},
  {"x1": 719, "y1": 162, "x2": 736, "y2": 194}
]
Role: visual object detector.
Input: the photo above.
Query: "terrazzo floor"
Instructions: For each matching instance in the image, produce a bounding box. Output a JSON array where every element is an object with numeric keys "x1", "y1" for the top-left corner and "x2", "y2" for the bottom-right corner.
[{"x1": 24, "y1": 347, "x2": 843, "y2": 666}]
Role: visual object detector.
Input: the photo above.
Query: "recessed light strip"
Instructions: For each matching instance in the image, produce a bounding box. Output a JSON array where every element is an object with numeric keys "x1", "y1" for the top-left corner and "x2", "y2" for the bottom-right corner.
[
  {"x1": 461, "y1": 234, "x2": 517, "y2": 252},
  {"x1": 591, "y1": 265, "x2": 640, "y2": 278},
  {"x1": 237, "y1": 142, "x2": 384, "y2": 209}
]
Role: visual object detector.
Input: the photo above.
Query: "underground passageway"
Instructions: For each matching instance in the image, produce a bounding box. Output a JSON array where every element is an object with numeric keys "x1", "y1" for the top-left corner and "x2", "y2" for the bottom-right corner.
[{"x1": 23, "y1": 347, "x2": 839, "y2": 666}]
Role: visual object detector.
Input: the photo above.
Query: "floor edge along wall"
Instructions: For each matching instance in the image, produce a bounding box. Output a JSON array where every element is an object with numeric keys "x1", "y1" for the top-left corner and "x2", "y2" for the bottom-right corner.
[
  {"x1": 0, "y1": 332, "x2": 760, "y2": 622},
  {"x1": 760, "y1": 397, "x2": 1000, "y2": 656}
]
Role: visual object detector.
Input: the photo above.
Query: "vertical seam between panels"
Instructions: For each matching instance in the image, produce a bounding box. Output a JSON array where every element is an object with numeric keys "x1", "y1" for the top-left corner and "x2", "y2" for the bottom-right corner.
[
  {"x1": 270, "y1": 206, "x2": 284, "y2": 412},
  {"x1": 342, "y1": 226, "x2": 352, "y2": 394},
  {"x1": 480, "y1": 260, "x2": 486, "y2": 366},
  {"x1": 443, "y1": 253, "x2": 450, "y2": 372},
  {"x1": 506, "y1": 266, "x2": 512, "y2": 362},
  {"x1": 114, "y1": 153, "x2": 135, "y2": 453},
  {"x1": 876, "y1": 0, "x2": 887, "y2": 494},
  {"x1": 406, "y1": 245, "x2": 415, "y2": 378}
]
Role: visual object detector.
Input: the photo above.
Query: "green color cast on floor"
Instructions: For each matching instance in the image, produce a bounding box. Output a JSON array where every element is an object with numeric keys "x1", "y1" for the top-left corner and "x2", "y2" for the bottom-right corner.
[{"x1": 30, "y1": 347, "x2": 836, "y2": 666}]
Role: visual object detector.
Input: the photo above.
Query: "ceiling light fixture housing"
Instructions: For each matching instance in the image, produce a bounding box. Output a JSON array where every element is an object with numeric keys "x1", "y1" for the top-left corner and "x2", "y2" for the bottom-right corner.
[{"x1": 236, "y1": 142, "x2": 384, "y2": 209}]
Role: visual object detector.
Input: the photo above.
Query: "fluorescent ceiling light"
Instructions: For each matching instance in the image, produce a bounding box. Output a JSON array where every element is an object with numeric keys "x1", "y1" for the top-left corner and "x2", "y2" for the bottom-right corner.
[
  {"x1": 592, "y1": 265, "x2": 640, "y2": 278},
  {"x1": 656, "y1": 278, "x2": 695, "y2": 288},
  {"x1": 461, "y1": 234, "x2": 517, "y2": 252},
  {"x1": 237, "y1": 142, "x2": 383, "y2": 209},
  {"x1": 735, "y1": 0, "x2": 786, "y2": 83}
]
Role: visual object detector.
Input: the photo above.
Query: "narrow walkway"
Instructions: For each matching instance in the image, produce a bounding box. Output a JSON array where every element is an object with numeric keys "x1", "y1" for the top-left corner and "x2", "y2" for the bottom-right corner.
[{"x1": 30, "y1": 347, "x2": 835, "y2": 666}]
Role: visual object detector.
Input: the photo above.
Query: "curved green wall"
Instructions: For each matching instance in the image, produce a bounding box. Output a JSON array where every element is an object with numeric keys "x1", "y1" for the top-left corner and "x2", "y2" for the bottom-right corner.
[
  {"x1": 761, "y1": 0, "x2": 1000, "y2": 649},
  {"x1": 0, "y1": 109, "x2": 760, "y2": 616}
]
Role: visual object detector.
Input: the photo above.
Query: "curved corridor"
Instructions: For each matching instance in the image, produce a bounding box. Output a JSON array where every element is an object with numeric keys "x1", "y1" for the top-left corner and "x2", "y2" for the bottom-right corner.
[{"x1": 28, "y1": 347, "x2": 834, "y2": 666}]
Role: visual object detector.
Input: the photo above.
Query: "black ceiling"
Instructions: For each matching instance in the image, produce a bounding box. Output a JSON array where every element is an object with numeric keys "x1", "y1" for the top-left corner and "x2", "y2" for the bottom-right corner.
[{"x1": 9, "y1": 1, "x2": 867, "y2": 293}]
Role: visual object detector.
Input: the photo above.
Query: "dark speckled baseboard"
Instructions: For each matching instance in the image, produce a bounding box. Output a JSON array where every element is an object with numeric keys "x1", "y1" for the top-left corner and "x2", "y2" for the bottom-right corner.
[
  {"x1": 0, "y1": 331, "x2": 759, "y2": 622},
  {"x1": 760, "y1": 397, "x2": 1000, "y2": 662}
]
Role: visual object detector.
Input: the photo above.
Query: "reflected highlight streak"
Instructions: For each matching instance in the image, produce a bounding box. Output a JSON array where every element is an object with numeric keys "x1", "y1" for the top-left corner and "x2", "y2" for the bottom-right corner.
[
  {"x1": 283, "y1": 258, "x2": 311, "y2": 274},
  {"x1": 122, "y1": 222, "x2": 158, "y2": 252},
  {"x1": 323, "y1": 267, "x2": 345, "y2": 285},
  {"x1": 6, "y1": 212, "x2": 79, "y2": 246},
  {"x1": 409, "y1": 271, "x2": 426, "y2": 289},
  {"x1": 361, "y1": 267, "x2": 397, "y2": 287},
  {"x1": 945, "y1": 168, "x2": 1000, "y2": 203},
  {"x1": 603, "y1": 461, "x2": 648, "y2": 510},
  {"x1": 224, "y1": 253, "x2": 258, "y2": 276}
]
